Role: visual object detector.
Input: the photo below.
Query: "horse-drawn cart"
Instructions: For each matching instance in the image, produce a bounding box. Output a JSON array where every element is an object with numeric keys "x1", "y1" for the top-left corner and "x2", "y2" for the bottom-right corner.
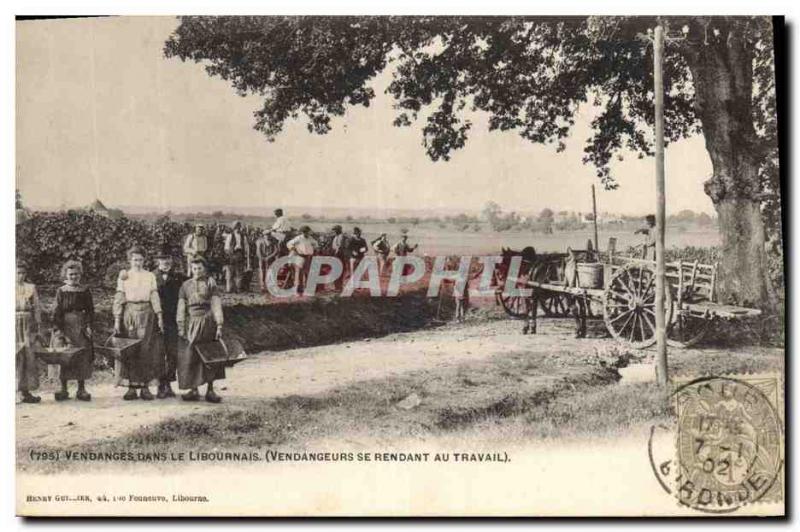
[{"x1": 495, "y1": 242, "x2": 761, "y2": 349}]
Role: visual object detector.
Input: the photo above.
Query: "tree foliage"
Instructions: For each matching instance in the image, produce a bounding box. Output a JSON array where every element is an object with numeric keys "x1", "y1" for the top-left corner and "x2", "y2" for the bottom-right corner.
[
  {"x1": 164, "y1": 16, "x2": 782, "y2": 307},
  {"x1": 164, "y1": 16, "x2": 774, "y2": 187}
]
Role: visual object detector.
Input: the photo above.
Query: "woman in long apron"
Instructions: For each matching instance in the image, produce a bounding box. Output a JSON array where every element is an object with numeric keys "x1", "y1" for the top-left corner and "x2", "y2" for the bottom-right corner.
[
  {"x1": 52, "y1": 260, "x2": 94, "y2": 401},
  {"x1": 113, "y1": 245, "x2": 164, "y2": 401},
  {"x1": 16, "y1": 261, "x2": 42, "y2": 403},
  {"x1": 176, "y1": 256, "x2": 225, "y2": 403}
]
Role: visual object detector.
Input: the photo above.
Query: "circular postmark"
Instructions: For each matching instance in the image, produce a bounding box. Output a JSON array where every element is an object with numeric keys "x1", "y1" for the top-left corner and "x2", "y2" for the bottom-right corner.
[{"x1": 649, "y1": 376, "x2": 783, "y2": 514}]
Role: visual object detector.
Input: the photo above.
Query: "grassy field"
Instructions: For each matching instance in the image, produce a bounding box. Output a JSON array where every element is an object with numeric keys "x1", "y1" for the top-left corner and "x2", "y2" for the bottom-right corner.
[
  {"x1": 274, "y1": 222, "x2": 720, "y2": 256},
  {"x1": 199, "y1": 214, "x2": 719, "y2": 256}
]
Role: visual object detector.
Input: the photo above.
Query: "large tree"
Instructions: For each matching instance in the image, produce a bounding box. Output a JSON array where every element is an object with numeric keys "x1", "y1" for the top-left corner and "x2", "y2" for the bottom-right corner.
[{"x1": 164, "y1": 16, "x2": 780, "y2": 309}]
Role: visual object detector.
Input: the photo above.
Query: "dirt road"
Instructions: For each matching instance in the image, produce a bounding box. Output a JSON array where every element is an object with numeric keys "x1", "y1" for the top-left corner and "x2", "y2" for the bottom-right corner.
[
  {"x1": 17, "y1": 318, "x2": 611, "y2": 450},
  {"x1": 16, "y1": 315, "x2": 785, "y2": 516},
  {"x1": 17, "y1": 313, "x2": 783, "y2": 454}
]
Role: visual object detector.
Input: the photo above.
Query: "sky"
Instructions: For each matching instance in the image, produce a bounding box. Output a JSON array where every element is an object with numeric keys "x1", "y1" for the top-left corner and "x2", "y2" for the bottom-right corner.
[{"x1": 16, "y1": 16, "x2": 716, "y2": 216}]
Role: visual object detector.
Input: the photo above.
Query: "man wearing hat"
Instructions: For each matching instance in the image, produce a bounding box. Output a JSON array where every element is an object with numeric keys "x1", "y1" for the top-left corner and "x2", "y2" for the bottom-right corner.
[
  {"x1": 153, "y1": 249, "x2": 187, "y2": 398},
  {"x1": 634, "y1": 214, "x2": 657, "y2": 260},
  {"x1": 371, "y1": 233, "x2": 391, "y2": 276},
  {"x1": 330, "y1": 225, "x2": 348, "y2": 290},
  {"x1": 286, "y1": 225, "x2": 318, "y2": 293},
  {"x1": 393, "y1": 229, "x2": 418, "y2": 257},
  {"x1": 223, "y1": 221, "x2": 251, "y2": 293},
  {"x1": 348, "y1": 227, "x2": 368, "y2": 276},
  {"x1": 183, "y1": 223, "x2": 209, "y2": 274},
  {"x1": 393, "y1": 229, "x2": 419, "y2": 277},
  {"x1": 270, "y1": 208, "x2": 291, "y2": 244}
]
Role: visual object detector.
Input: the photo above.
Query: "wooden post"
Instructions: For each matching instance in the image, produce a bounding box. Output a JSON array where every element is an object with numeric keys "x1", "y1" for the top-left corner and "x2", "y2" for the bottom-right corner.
[
  {"x1": 591, "y1": 184, "x2": 599, "y2": 254},
  {"x1": 710, "y1": 262, "x2": 719, "y2": 303},
  {"x1": 654, "y1": 24, "x2": 668, "y2": 386}
]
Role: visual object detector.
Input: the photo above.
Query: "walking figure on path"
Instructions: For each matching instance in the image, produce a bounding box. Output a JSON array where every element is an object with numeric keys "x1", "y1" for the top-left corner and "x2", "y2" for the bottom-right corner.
[{"x1": 176, "y1": 256, "x2": 226, "y2": 403}]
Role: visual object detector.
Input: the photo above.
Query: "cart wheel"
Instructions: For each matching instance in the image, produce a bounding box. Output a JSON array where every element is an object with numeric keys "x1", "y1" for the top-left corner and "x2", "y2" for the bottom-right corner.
[
  {"x1": 531, "y1": 262, "x2": 570, "y2": 317},
  {"x1": 496, "y1": 289, "x2": 532, "y2": 319},
  {"x1": 497, "y1": 261, "x2": 537, "y2": 319},
  {"x1": 603, "y1": 264, "x2": 672, "y2": 349},
  {"x1": 667, "y1": 312, "x2": 710, "y2": 348},
  {"x1": 539, "y1": 293, "x2": 570, "y2": 317}
]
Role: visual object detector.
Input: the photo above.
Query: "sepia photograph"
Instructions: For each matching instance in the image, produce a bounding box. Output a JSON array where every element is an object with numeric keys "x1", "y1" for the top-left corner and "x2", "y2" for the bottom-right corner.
[{"x1": 14, "y1": 14, "x2": 785, "y2": 517}]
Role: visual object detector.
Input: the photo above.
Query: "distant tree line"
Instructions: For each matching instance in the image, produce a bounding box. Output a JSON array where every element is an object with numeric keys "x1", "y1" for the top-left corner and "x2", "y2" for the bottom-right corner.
[{"x1": 480, "y1": 201, "x2": 717, "y2": 233}]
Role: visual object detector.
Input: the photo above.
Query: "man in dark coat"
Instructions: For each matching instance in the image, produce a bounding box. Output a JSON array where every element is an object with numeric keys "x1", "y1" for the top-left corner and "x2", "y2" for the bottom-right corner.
[
  {"x1": 330, "y1": 225, "x2": 349, "y2": 291},
  {"x1": 154, "y1": 250, "x2": 187, "y2": 398},
  {"x1": 224, "y1": 221, "x2": 251, "y2": 293},
  {"x1": 348, "y1": 227, "x2": 368, "y2": 276}
]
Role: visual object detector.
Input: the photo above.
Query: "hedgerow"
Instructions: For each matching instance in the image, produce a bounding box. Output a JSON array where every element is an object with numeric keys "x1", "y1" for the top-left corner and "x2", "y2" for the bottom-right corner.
[{"x1": 16, "y1": 211, "x2": 191, "y2": 286}]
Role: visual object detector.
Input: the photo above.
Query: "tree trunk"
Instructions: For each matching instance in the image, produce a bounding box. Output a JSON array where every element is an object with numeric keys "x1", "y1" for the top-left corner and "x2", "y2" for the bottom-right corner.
[
  {"x1": 683, "y1": 22, "x2": 776, "y2": 310},
  {"x1": 714, "y1": 198, "x2": 772, "y2": 308}
]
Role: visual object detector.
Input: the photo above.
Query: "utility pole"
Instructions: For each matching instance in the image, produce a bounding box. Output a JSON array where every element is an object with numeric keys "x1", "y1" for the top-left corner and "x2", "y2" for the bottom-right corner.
[
  {"x1": 591, "y1": 184, "x2": 599, "y2": 253},
  {"x1": 653, "y1": 24, "x2": 668, "y2": 386}
]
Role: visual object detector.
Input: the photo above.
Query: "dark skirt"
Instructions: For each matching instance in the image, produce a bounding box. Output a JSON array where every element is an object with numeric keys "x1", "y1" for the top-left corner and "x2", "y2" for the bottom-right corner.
[
  {"x1": 161, "y1": 322, "x2": 179, "y2": 383},
  {"x1": 60, "y1": 311, "x2": 94, "y2": 381},
  {"x1": 15, "y1": 311, "x2": 40, "y2": 392},
  {"x1": 115, "y1": 302, "x2": 162, "y2": 388},
  {"x1": 177, "y1": 310, "x2": 225, "y2": 390}
]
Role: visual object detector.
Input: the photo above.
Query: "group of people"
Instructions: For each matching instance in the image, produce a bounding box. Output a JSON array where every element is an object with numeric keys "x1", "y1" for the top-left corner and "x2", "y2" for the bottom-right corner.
[
  {"x1": 15, "y1": 209, "x2": 421, "y2": 405},
  {"x1": 279, "y1": 224, "x2": 420, "y2": 293},
  {"x1": 15, "y1": 247, "x2": 228, "y2": 405},
  {"x1": 183, "y1": 209, "x2": 420, "y2": 294},
  {"x1": 182, "y1": 219, "x2": 255, "y2": 294}
]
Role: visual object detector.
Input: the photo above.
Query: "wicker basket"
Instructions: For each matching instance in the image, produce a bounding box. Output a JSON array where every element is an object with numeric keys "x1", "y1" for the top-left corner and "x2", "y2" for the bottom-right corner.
[
  {"x1": 32, "y1": 333, "x2": 84, "y2": 365},
  {"x1": 195, "y1": 337, "x2": 247, "y2": 368},
  {"x1": 34, "y1": 342, "x2": 84, "y2": 365},
  {"x1": 95, "y1": 335, "x2": 142, "y2": 361},
  {"x1": 576, "y1": 263, "x2": 604, "y2": 289}
]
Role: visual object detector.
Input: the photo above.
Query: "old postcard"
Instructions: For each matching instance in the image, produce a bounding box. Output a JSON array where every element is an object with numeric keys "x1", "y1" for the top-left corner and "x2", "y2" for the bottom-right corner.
[{"x1": 14, "y1": 15, "x2": 785, "y2": 516}]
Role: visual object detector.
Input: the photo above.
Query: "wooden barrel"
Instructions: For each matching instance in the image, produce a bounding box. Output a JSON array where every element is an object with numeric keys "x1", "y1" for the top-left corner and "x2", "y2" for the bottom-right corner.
[{"x1": 576, "y1": 263, "x2": 604, "y2": 289}]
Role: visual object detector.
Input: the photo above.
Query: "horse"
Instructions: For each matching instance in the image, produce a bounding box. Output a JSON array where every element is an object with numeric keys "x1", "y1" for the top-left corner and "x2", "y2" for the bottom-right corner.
[
  {"x1": 494, "y1": 246, "x2": 538, "y2": 288},
  {"x1": 497, "y1": 240, "x2": 597, "y2": 338},
  {"x1": 494, "y1": 246, "x2": 539, "y2": 334}
]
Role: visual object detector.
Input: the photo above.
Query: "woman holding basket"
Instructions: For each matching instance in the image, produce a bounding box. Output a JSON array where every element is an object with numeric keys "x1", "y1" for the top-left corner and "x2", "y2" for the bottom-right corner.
[
  {"x1": 15, "y1": 261, "x2": 42, "y2": 403},
  {"x1": 51, "y1": 260, "x2": 95, "y2": 401},
  {"x1": 176, "y1": 256, "x2": 225, "y2": 403},
  {"x1": 113, "y1": 245, "x2": 163, "y2": 401}
]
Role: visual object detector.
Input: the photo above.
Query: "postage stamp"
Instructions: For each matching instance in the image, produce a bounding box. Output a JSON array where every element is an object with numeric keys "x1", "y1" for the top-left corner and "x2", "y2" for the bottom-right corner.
[{"x1": 671, "y1": 375, "x2": 784, "y2": 513}]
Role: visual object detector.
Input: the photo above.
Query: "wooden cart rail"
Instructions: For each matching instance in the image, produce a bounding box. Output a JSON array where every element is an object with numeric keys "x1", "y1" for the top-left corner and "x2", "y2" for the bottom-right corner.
[
  {"x1": 494, "y1": 238, "x2": 762, "y2": 349},
  {"x1": 499, "y1": 260, "x2": 761, "y2": 350},
  {"x1": 679, "y1": 301, "x2": 762, "y2": 320},
  {"x1": 527, "y1": 280, "x2": 602, "y2": 297},
  {"x1": 609, "y1": 255, "x2": 718, "y2": 304}
]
